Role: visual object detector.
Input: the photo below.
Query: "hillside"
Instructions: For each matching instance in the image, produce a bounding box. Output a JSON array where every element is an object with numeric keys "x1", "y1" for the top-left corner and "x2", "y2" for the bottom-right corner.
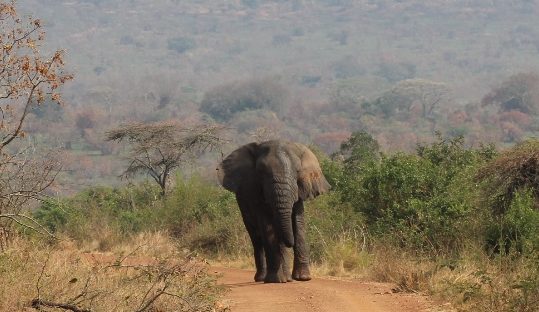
[{"x1": 14, "y1": 0, "x2": 539, "y2": 190}]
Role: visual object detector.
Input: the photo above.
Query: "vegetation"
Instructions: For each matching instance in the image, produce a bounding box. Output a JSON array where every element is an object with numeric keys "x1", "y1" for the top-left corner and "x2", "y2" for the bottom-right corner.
[
  {"x1": 200, "y1": 78, "x2": 287, "y2": 122},
  {"x1": 10, "y1": 0, "x2": 539, "y2": 189},
  {"x1": 0, "y1": 3, "x2": 224, "y2": 311},
  {"x1": 3, "y1": 1, "x2": 539, "y2": 311},
  {"x1": 25, "y1": 134, "x2": 539, "y2": 311},
  {"x1": 0, "y1": 234, "x2": 225, "y2": 311},
  {"x1": 105, "y1": 121, "x2": 226, "y2": 195},
  {"x1": 0, "y1": 1, "x2": 72, "y2": 247}
]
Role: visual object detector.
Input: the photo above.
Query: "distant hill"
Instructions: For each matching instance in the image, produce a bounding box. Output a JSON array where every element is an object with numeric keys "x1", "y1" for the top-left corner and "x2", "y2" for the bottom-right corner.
[{"x1": 15, "y1": 0, "x2": 539, "y2": 191}]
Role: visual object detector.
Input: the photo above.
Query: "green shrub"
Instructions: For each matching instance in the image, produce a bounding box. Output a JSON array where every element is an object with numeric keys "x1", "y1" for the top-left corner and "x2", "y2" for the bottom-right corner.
[
  {"x1": 335, "y1": 134, "x2": 494, "y2": 254},
  {"x1": 32, "y1": 175, "x2": 248, "y2": 255},
  {"x1": 32, "y1": 200, "x2": 70, "y2": 232},
  {"x1": 485, "y1": 189, "x2": 539, "y2": 255}
]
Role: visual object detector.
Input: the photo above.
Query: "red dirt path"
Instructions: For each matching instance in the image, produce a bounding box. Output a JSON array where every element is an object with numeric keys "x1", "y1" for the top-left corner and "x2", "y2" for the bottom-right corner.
[{"x1": 212, "y1": 267, "x2": 441, "y2": 312}]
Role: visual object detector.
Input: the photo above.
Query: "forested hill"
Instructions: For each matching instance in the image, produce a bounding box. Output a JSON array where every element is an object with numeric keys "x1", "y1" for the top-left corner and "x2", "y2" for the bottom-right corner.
[{"x1": 16, "y1": 0, "x2": 539, "y2": 190}]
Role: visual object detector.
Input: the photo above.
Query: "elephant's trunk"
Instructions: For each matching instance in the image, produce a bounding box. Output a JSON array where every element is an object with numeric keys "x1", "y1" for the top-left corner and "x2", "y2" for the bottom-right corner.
[
  {"x1": 265, "y1": 148, "x2": 298, "y2": 248},
  {"x1": 267, "y1": 174, "x2": 296, "y2": 248}
]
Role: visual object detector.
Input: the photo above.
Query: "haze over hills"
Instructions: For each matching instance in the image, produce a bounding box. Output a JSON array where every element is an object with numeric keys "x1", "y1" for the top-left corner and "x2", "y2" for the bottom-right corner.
[
  {"x1": 15, "y1": 0, "x2": 539, "y2": 190},
  {"x1": 24, "y1": 0, "x2": 539, "y2": 98}
]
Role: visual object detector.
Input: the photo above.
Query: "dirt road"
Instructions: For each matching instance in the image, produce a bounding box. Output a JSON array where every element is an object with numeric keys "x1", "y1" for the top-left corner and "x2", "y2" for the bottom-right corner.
[{"x1": 213, "y1": 267, "x2": 437, "y2": 312}]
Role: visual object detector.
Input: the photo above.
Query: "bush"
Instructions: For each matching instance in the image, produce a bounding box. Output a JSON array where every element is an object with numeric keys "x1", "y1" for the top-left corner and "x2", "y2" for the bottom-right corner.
[
  {"x1": 485, "y1": 189, "x2": 539, "y2": 255},
  {"x1": 0, "y1": 236, "x2": 225, "y2": 311},
  {"x1": 32, "y1": 176, "x2": 247, "y2": 255},
  {"x1": 477, "y1": 139, "x2": 539, "y2": 214},
  {"x1": 305, "y1": 192, "x2": 364, "y2": 264},
  {"x1": 336, "y1": 134, "x2": 494, "y2": 254}
]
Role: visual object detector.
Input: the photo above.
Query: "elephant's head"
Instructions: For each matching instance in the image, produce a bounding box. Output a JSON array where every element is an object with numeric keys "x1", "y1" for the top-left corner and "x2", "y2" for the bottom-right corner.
[{"x1": 217, "y1": 140, "x2": 330, "y2": 247}]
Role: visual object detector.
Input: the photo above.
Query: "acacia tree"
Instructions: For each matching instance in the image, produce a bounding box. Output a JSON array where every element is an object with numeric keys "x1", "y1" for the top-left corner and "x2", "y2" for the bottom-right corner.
[
  {"x1": 106, "y1": 121, "x2": 226, "y2": 195},
  {"x1": 0, "y1": 1, "x2": 72, "y2": 245}
]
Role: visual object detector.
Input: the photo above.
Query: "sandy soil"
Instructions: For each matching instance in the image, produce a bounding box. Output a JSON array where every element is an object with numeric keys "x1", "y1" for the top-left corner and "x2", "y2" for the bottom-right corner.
[{"x1": 213, "y1": 267, "x2": 440, "y2": 312}]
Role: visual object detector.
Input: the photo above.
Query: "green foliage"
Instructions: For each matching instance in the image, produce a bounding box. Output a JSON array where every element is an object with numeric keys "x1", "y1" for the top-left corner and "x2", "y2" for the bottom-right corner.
[
  {"x1": 485, "y1": 189, "x2": 539, "y2": 255},
  {"x1": 305, "y1": 192, "x2": 365, "y2": 264},
  {"x1": 32, "y1": 176, "x2": 247, "y2": 254},
  {"x1": 339, "y1": 131, "x2": 380, "y2": 170},
  {"x1": 32, "y1": 200, "x2": 69, "y2": 232},
  {"x1": 335, "y1": 134, "x2": 494, "y2": 254}
]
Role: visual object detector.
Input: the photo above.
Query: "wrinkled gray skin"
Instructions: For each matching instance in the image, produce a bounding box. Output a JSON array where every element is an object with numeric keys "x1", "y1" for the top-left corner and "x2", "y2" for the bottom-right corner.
[{"x1": 217, "y1": 140, "x2": 330, "y2": 283}]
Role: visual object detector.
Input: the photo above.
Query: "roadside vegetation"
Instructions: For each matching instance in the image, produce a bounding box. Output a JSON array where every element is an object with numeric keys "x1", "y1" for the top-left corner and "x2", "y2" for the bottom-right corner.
[{"x1": 20, "y1": 133, "x2": 538, "y2": 312}]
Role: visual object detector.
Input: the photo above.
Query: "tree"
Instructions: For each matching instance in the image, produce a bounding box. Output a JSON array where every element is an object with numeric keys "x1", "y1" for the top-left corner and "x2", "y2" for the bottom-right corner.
[
  {"x1": 0, "y1": 1, "x2": 72, "y2": 245},
  {"x1": 106, "y1": 121, "x2": 226, "y2": 195},
  {"x1": 338, "y1": 131, "x2": 380, "y2": 169},
  {"x1": 365, "y1": 79, "x2": 449, "y2": 119},
  {"x1": 200, "y1": 78, "x2": 287, "y2": 121},
  {"x1": 481, "y1": 72, "x2": 539, "y2": 115}
]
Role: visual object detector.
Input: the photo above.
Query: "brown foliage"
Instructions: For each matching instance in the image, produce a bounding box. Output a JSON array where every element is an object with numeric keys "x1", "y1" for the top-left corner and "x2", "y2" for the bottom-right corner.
[
  {"x1": 0, "y1": 1, "x2": 72, "y2": 150},
  {"x1": 476, "y1": 139, "x2": 539, "y2": 214},
  {"x1": 0, "y1": 2, "x2": 71, "y2": 243},
  {"x1": 481, "y1": 72, "x2": 539, "y2": 114}
]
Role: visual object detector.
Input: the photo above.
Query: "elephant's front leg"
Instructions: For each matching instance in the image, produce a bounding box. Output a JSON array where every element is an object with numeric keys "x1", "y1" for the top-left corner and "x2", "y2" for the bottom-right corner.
[
  {"x1": 280, "y1": 244, "x2": 293, "y2": 282},
  {"x1": 261, "y1": 219, "x2": 287, "y2": 283},
  {"x1": 292, "y1": 200, "x2": 311, "y2": 281},
  {"x1": 237, "y1": 199, "x2": 266, "y2": 282}
]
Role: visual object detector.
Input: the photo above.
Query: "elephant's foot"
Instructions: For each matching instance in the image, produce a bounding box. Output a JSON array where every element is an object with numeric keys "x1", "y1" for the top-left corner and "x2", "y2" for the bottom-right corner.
[
  {"x1": 281, "y1": 265, "x2": 293, "y2": 282},
  {"x1": 264, "y1": 271, "x2": 287, "y2": 283},
  {"x1": 292, "y1": 264, "x2": 311, "y2": 281},
  {"x1": 286, "y1": 274, "x2": 293, "y2": 282},
  {"x1": 254, "y1": 270, "x2": 266, "y2": 282}
]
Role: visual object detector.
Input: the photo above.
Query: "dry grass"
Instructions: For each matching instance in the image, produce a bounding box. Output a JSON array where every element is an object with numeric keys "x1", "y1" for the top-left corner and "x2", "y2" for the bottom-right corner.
[
  {"x1": 311, "y1": 233, "x2": 371, "y2": 278},
  {"x1": 363, "y1": 244, "x2": 539, "y2": 312},
  {"x1": 0, "y1": 232, "x2": 226, "y2": 312}
]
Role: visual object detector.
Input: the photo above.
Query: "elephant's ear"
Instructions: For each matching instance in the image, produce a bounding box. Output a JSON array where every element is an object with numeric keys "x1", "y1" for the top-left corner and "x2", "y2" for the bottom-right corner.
[
  {"x1": 217, "y1": 143, "x2": 258, "y2": 193},
  {"x1": 295, "y1": 144, "x2": 331, "y2": 200}
]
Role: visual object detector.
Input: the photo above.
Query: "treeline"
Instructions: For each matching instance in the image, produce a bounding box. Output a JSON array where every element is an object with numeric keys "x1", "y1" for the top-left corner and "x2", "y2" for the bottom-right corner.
[{"x1": 33, "y1": 133, "x2": 539, "y2": 311}]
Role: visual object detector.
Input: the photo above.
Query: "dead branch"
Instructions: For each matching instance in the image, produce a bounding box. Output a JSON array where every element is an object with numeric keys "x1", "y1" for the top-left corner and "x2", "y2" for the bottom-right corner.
[{"x1": 31, "y1": 299, "x2": 91, "y2": 312}]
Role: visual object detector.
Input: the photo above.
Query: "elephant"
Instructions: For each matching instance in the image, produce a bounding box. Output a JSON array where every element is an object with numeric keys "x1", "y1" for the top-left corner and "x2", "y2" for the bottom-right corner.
[{"x1": 216, "y1": 140, "x2": 330, "y2": 283}]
